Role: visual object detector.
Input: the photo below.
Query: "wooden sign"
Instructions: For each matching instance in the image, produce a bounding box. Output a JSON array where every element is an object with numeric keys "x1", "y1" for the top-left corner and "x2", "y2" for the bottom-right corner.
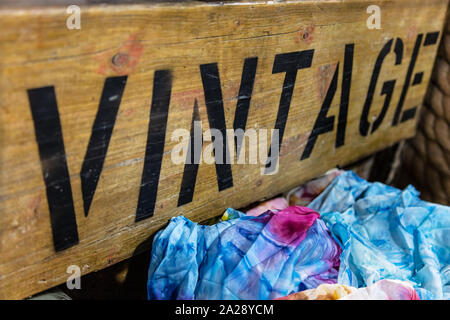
[{"x1": 0, "y1": 0, "x2": 447, "y2": 299}]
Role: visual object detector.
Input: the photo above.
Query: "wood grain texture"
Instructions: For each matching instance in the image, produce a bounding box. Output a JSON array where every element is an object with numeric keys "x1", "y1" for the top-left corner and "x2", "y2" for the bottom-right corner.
[{"x1": 0, "y1": 0, "x2": 447, "y2": 299}]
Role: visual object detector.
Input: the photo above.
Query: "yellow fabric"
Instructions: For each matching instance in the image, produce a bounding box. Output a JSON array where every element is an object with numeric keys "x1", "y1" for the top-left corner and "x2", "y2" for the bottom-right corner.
[{"x1": 278, "y1": 284, "x2": 356, "y2": 300}]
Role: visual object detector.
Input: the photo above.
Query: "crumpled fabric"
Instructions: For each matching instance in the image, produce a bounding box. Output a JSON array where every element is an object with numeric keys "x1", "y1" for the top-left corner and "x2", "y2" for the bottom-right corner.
[
  {"x1": 276, "y1": 283, "x2": 356, "y2": 300},
  {"x1": 286, "y1": 169, "x2": 343, "y2": 206},
  {"x1": 308, "y1": 171, "x2": 450, "y2": 300},
  {"x1": 246, "y1": 197, "x2": 288, "y2": 217},
  {"x1": 147, "y1": 206, "x2": 341, "y2": 300},
  {"x1": 243, "y1": 169, "x2": 342, "y2": 218},
  {"x1": 339, "y1": 279, "x2": 420, "y2": 300},
  {"x1": 277, "y1": 279, "x2": 420, "y2": 300}
]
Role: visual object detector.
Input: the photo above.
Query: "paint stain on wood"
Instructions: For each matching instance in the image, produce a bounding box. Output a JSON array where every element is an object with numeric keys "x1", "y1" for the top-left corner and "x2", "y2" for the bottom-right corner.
[
  {"x1": 96, "y1": 34, "x2": 144, "y2": 76},
  {"x1": 28, "y1": 195, "x2": 42, "y2": 218},
  {"x1": 122, "y1": 108, "x2": 135, "y2": 117},
  {"x1": 280, "y1": 132, "x2": 311, "y2": 157},
  {"x1": 315, "y1": 63, "x2": 337, "y2": 101},
  {"x1": 171, "y1": 88, "x2": 205, "y2": 110},
  {"x1": 407, "y1": 25, "x2": 418, "y2": 41}
]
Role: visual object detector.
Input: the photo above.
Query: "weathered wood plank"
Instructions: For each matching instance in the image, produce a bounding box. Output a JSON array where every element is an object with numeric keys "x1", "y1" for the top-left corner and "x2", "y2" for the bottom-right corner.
[{"x1": 0, "y1": 0, "x2": 447, "y2": 299}]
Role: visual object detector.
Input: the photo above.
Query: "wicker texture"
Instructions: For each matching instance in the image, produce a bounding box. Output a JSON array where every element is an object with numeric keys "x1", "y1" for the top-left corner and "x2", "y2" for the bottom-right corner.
[{"x1": 400, "y1": 18, "x2": 450, "y2": 205}]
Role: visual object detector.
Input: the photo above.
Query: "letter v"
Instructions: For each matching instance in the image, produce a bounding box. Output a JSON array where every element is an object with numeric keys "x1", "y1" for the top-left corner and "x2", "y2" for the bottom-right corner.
[{"x1": 81, "y1": 76, "x2": 128, "y2": 217}]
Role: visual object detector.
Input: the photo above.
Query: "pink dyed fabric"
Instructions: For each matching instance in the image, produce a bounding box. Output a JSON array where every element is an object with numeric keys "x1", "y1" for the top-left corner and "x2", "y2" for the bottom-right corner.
[
  {"x1": 266, "y1": 206, "x2": 320, "y2": 246},
  {"x1": 340, "y1": 280, "x2": 420, "y2": 300},
  {"x1": 277, "y1": 280, "x2": 420, "y2": 300}
]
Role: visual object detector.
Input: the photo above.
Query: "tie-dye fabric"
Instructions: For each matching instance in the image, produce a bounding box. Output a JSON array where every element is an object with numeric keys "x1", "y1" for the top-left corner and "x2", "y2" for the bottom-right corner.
[
  {"x1": 276, "y1": 283, "x2": 356, "y2": 300},
  {"x1": 308, "y1": 171, "x2": 450, "y2": 300},
  {"x1": 277, "y1": 279, "x2": 419, "y2": 300},
  {"x1": 286, "y1": 169, "x2": 343, "y2": 207},
  {"x1": 147, "y1": 206, "x2": 341, "y2": 300},
  {"x1": 339, "y1": 279, "x2": 420, "y2": 300}
]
